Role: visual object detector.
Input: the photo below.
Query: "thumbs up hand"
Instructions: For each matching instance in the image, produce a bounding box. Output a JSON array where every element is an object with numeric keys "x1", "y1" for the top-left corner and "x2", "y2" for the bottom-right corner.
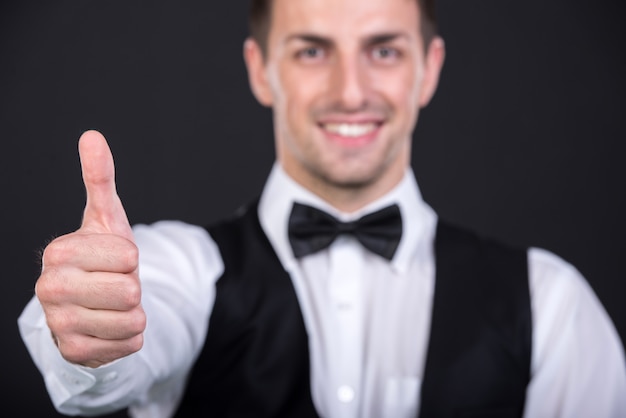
[{"x1": 36, "y1": 130, "x2": 146, "y2": 368}]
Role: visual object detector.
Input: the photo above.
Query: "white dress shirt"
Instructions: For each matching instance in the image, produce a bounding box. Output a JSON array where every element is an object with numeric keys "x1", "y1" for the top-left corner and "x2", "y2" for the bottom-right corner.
[{"x1": 18, "y1": 164, "x2": 626, "y2": 417}]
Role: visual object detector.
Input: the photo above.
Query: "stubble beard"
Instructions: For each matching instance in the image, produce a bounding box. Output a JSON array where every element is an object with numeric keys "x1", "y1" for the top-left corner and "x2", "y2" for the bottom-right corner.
[{"x1": 298, "y1": 135, "x2": 406, "y2": 208}]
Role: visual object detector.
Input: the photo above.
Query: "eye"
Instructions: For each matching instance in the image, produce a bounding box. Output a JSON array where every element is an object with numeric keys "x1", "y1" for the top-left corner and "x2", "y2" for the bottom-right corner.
[
  {"x1": 371, "y1": 46, "x2": 401, "y2": 62},
  {"x1": 296, "y1": 46, "x2": 326, "y2": 61}
]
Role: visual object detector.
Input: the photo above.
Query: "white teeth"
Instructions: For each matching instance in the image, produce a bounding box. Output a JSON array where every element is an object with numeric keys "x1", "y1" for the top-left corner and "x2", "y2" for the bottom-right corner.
[{"x1": 323, "y1": 123, "x2": 377, "y2": 137}]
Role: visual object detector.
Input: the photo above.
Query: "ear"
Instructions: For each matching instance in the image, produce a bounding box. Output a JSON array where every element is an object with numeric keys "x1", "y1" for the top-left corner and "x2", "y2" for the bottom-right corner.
[
  {"x1": 418, "y1": 36, "x2": 446, "y2": 108},
  {"x1": 243, "y1": 38, "x2": 274, "y2": 107}
]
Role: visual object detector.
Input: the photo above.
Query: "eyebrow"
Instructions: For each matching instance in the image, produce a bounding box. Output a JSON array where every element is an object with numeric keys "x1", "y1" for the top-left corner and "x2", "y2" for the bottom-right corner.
[
  {"x1": 284, "y1": 32, "x2": 408, "y2": 48},
  {"x1": 365, "y1": 33, "x2": 407, "y2": 46},
  {"x1": 285, "y1": 34, "x2": 333, "y2": 48}
]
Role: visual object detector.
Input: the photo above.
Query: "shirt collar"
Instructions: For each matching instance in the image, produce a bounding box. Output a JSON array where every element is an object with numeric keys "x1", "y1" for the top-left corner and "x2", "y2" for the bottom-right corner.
[{"x1": 258, "y1": 162, "x2": 437, "y2": 275}]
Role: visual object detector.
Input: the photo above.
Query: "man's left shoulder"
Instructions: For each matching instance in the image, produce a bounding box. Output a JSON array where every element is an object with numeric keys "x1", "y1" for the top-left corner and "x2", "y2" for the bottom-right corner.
[{"x1": 527, "y1": 246, "x2": 591, "y2": 299}]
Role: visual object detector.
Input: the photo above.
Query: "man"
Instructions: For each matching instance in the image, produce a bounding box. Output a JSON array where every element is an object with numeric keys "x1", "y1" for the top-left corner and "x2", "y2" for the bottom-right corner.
[{"x1": 18, "y1": 0, "x2": 626, "y2": 417}]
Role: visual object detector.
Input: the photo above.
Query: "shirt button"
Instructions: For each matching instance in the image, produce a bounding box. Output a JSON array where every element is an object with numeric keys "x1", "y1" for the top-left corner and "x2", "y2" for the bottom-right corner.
[
  {"x1": 337, "y1": 302, "x2": 353, "y2": 311},
  {"x1": 337, "y1": 385, "x2": 355, "y2": 403}
]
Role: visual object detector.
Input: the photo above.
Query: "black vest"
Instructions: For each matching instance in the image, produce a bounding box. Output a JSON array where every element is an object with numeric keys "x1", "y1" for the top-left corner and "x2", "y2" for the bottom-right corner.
[{"x1": 175, "y1": 202, "x2": 531, "y2": 417}]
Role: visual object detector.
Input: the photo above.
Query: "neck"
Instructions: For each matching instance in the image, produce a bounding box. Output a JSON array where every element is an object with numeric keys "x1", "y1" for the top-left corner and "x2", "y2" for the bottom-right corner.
[{"x1": 287, "y1": 164, "x2": 407, "y2": 214}]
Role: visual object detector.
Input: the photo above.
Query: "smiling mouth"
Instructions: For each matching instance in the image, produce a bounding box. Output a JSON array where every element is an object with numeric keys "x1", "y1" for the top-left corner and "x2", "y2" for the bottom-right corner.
[{"x1": 320, "y1": 122, "x2": 380, "y2": 138}]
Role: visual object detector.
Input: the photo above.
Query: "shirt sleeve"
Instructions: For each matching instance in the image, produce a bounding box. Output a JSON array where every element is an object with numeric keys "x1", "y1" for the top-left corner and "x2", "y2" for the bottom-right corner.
[
  {"x1": 524, "y1": 247, "x2": 626, "y2": 418},
  {"x1": 17, "y1": 221, "x2": 223, "y2": 417}
]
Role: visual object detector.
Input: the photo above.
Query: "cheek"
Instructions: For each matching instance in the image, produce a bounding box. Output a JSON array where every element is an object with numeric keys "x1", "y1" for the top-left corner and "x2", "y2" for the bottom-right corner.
[
  {"x1": 280, "y1": 71, "x2": 326, "y2": 125},
  {"x1": 398, "y1": 69, "x2": 423, "y2": 127},
  {"x1": 269, "y1": 72, "x2": 314, "y2": 147},
  {"x1": 372, "y1": 65, "x2": 422, "y2": 108}
]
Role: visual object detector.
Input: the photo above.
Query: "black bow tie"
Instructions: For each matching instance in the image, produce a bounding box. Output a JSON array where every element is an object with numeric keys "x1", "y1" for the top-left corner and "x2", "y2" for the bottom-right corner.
[{"x1": 288, "y1": 202, "x2": 402, "y2": 260}]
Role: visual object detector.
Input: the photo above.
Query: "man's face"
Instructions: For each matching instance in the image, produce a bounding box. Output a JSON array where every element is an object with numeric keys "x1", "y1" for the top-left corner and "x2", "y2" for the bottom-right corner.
[{"x1": 245, "y1": 0, "x2": 444, "y2": 209}]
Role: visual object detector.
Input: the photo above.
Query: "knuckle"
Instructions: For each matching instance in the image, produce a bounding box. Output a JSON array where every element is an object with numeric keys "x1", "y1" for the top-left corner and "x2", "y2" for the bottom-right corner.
[
  {"x1": 130, "y1": 308, "x2": 147, "y2": 334},
  {"x1": 60, "y1": 341, "x2": 85, "y2": 364},
  {"x1": 122, "y1": 241, "x2": 140, "y2": 270},
  {"x1": 117, "y1": 277, "x2": 142, "y2": 308},
  {"x1": 98, "y1": 306, "x2": 145, "y2": 339},
  {"x1": 127, "y1": 333, "x2": 144, "y2": 354},
  {"x1": 34, "y1": 275, "x2": 50, "y2": 302},
  {"x1": 46, "y1": 310, "x2": 77, "y2": 335},
  {"x1": 61, "y1": 339, "x2": 98, "y2": 366},
  {"x1": 42, "y1": 238, "x2": 72, "y2": 266},
  {"x1": 111, "y1": 237, "x2": 139, "y2": 272},
  {"x1": 35, "y1": 269, "x2": 65, "y2": 303}
]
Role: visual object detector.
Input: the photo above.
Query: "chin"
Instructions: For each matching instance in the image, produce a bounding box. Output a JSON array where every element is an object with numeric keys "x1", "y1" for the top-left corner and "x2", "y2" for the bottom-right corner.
[{"x1": 318, "y1": 169, "x2": 381, "y2": 190}]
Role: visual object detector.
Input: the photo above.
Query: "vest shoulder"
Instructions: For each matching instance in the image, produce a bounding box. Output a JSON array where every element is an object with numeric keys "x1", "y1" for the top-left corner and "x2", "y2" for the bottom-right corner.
[{"x1": 436, "y1": 217, "x2": 528, "y2": 256}]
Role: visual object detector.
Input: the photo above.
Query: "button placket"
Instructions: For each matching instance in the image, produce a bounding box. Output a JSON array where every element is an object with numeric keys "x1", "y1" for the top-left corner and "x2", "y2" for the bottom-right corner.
[{"x1": 328, "y1": 238, "x2": 364, "y2": 415}]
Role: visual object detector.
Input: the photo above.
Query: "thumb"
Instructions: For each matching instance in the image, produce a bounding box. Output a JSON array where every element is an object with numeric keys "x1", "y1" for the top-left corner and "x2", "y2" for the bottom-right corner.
[{"x1": 78, "y1": 130, "x2": 134, "y2": 241}]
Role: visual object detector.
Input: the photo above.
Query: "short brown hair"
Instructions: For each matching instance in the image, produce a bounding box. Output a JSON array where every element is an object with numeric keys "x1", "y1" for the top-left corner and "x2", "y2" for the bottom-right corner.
[{"x1": 249, "y1": 0, "x2": 438, "y2": 56}]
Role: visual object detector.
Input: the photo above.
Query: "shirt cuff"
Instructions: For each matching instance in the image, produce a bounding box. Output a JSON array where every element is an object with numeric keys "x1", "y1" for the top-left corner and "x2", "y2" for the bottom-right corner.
[{"x1": 18, "y1": 296, "x2": 137, "y2": 413}]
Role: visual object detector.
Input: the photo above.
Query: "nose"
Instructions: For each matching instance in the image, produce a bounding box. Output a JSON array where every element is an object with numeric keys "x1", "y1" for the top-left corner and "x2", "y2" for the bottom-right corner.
[{"x1": 330, "y1": 54, "x2": 368, "y2": 111}]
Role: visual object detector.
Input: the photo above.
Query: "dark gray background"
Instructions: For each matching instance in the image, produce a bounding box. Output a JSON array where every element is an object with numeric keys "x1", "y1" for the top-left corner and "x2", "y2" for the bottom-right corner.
[{"x1": 1, "y1": 1, "x2": 624, "y2": 416}]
